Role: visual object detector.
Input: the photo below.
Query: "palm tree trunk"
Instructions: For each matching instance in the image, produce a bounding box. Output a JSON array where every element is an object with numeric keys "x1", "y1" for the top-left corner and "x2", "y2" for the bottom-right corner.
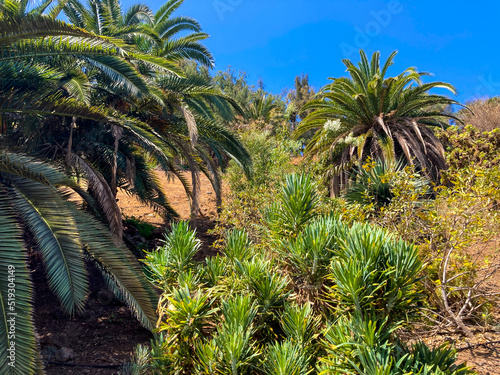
[
  {"x1": 189, "y1": 161, "x2": 201, "y2": 228},
  {"x1": 330, "y1": 174, "x2": 340, "y2": 198},
  {"x1": 111, "y1": 125, "x2": 123, "y2": 197},
  {"x1": 66, "y1": 117, "x2": 76, "y2": 173}
]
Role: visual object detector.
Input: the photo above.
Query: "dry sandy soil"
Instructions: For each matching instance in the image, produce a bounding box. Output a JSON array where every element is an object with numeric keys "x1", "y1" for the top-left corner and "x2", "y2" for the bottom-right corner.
[
  {"x1": 117, "y1": 170, "x2": 219, "y2": 225},
  {"x1": 38, "y1": 170, "x2": 500, "y2": 374}
]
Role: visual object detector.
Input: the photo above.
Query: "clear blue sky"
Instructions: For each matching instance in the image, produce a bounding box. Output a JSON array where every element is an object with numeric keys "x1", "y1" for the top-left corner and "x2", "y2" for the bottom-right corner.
[{"x1": 130, "y1": 0, "x2": 499, "y2": 104}]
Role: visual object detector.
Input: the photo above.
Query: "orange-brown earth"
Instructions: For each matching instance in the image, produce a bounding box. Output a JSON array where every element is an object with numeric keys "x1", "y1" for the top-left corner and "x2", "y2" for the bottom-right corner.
[
  {"x1": 39, "y1": 170, "x2": 500, "y2": 374},
  {"x1": 117, "y1": 170, "x2": 219, "y2": 224}
]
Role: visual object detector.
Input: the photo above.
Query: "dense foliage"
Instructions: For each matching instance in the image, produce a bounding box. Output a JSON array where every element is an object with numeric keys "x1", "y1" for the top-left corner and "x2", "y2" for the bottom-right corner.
[
  {"x1": 137, "y1": 174, "x2": 473, "y2": 374},
  {"x1": 1, "y1": 0, "x2": 498, "y2": 373},
  {"x1": 0, "y1": 0, "x2": 251, "y2": 372}
]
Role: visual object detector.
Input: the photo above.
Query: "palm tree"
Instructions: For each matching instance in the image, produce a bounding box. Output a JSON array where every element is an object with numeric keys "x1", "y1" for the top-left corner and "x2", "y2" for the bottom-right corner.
[
  {"x1": 134, "y1": 72, "x2": 251, "y2": 224},
  {"x1": 0, "y1": 154, "x2": 159, "y2": 374},
  {"x1": 62, "y1": 0, "x2": 213, "y2": 67},
  {"x1": 247, "y1": 95, "x2": 281, "y2": 122},
  {"x1": 0, "y1": 5, "x2": 166, "y2": 372},
  {"x1": 61, "y1": 0, "x2": 249, "y2": 225},
  {"x1": 294, "y1": 50, "x2": 462, "y2": 196},
  {"x1": 144, "y1": 0, "x2": 214, "y2": 66},
  {"x1": 0, "y1": 0, "x2": 177, "y2": 240}
]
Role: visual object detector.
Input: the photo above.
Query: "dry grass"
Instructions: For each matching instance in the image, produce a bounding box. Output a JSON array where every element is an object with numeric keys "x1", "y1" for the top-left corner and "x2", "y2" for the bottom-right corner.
[{"x1": 459, "y1": 98, "x2": 500, "y2": 132}]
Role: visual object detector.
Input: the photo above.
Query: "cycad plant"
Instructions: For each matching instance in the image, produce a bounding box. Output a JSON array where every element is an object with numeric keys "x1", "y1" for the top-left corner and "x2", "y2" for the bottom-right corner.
[
  {"x1": 344, "y1": 157, "x2": 431, "y2": 210},
  {"x1": 294, "y1": 50, "x2": 462, "y2": 196}
]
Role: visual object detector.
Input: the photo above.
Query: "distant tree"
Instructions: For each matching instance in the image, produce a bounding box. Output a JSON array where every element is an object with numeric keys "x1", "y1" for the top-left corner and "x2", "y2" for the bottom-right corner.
[
  {"x1": 458, "y1": 97, "x2": 500, "y2": 132},
  {"x1": 287, "y1": 73, "x2": 316, "y2": 130},
  {"x1": 178, "y1": 60, "x2": 211, "y2": 81},
  {"x1": 211, "y1": 68, "x2": 286, "y2": 130},
  {"x1": 212, "y1": 68, "x2": 261, "y2": 110}
]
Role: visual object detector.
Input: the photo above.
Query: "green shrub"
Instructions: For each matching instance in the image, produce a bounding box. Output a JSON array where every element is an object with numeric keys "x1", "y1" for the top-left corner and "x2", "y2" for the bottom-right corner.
[
  {"x1": 142, "y1": 221, "x2": 200, "y2": 289},
  {"x1": 216, "y1": 295, "x2": 260, "y2": 374},
  {"x1": 264, "y1": 173, "x2": 319, "y2": 237},
  {"x1": 136, "y1": 175, "x2": 473, "y2": 375},
  {"x1": 215, "y1": 130, "x2": 300, "y2": 239},
  {"x1": 262, "y1": 340, "x2": 313, "y2": 375},
  {"x1": 223, "y1": 229, "x2": 255, "y2": 263},
  {"x1": 319, "y1": 313, "x2": 474, "y2": 375},
  {"x1": 344, "y1": 158, "x2": 430, "y2": 210},
  {"x1": 438, "y1": 125, "x2": 500, "y2": 170},
  {"x1": 154, "y1": 287, "x2": 217, "y2": 373},
  {"x1": 124, "y1": 215, "x2": 156, "y2": 239},
  {"x1": 328, "y1": 222, "x2": 423, "y2": 322},
  {"x1": 278, "y1": 216, "x2": 343, "y2": 286}
]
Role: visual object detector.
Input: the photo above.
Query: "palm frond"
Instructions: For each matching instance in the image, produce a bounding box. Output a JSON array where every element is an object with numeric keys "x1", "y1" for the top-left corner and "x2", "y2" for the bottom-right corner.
[
  {"x1": 71, "y1": 154, "x2": 123, "y2": 243},
  {"x1": 8, "y1": 176, "x2": 88, "y2": 316},
  {"x1": 71, "y1": 209, "x2": 158, "y2": 330},
  {"x1": 0, "y1": 189, "x2": 40, "y2": 375}
]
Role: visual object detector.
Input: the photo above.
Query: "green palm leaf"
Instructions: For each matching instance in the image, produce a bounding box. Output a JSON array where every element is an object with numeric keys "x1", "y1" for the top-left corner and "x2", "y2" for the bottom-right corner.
[
  {"x1": 9, "y1": 177, "x2": 89, "y2": 315},
  {"x1": 0, "y1": 193, "x2": 40, "y2": 375},
  {"x1": 71, "y1": 208, "x2": 158, "y2": 329},
  {"x1": 294, "y1": 50, "x2": 463, "y2": 193}
]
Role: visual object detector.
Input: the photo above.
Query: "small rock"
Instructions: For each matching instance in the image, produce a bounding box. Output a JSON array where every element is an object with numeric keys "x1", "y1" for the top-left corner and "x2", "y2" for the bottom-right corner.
[
  {"x1": 56, "y1": 347, "x2": 75, "y2": 362},
  {"x1": 96, "y1": 289, "x2": 114, "y2": 305}
]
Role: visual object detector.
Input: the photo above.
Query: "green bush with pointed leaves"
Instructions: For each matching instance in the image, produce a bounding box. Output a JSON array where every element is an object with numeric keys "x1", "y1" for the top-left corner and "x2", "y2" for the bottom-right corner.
[{"x1": 135, "y1": 173, "x2": 474, "y2": 375}]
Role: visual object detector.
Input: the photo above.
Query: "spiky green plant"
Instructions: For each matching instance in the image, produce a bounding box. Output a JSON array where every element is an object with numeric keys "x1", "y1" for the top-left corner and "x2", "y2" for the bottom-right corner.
[
  {"x1": 281, "y1": 303, "x2": 320, "y2": 350},
  {"x1": 216, "y1": 295, "x2": 260, "y2": 375},
  {"x1": 139, "y1": 174, "x2": 473, "y2": 375},
  {"x1": 202, "y1": 254, "x2": 228, "y2": 288},
  {"x1": 319, "y1": 313, "x2": 474, "y2": 375},
  {"x1": 121, "y1": 344, "x2": 151, "y2": 375},
  {"x1": 344, "y1": 158, "x2": 430, "y2": 209},
  {"x1": 142, "y1": 221, "x2": 200, "y2": 288},
  {"x1": 262, "y1": 340, "x2": 313, "y2": 375},
  {"x1": 398, "y1": 342, "x2": 473, "y2": 375},
  {"x1": 328, "y1": 222, "x2": 423, "y2": 321},
  {"x1": 223, "y1": 229, "x2": 254, "y2": 264},
  {"x1": 195, "y1": 338, "x2": 220, "y2": 374},
  {"x1": 319, "y1": 313, "x2": 400, "y2": 374},
  {"x1": 155, "y1": 286, "x2": 217, "y2": 374},
  {"x1": 263, "y1": 173, "x2": 319, "y2": 237},
  {"x1": 279, "y1": 216, "x2": 344, "y2": 286}
]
